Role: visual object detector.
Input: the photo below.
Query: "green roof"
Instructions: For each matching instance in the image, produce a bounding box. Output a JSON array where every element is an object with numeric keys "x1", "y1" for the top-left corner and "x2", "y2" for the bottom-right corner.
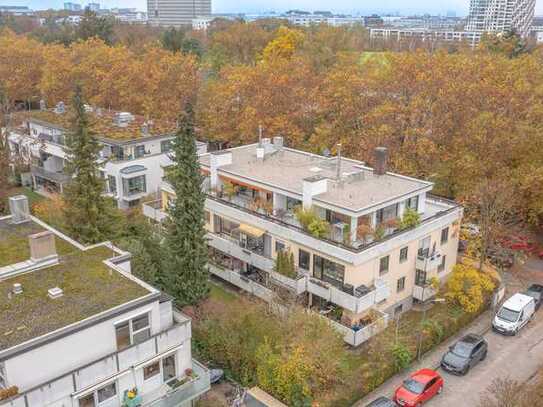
[{"x1": 0, "y1": 220, "x2": 151, "y2": 351}]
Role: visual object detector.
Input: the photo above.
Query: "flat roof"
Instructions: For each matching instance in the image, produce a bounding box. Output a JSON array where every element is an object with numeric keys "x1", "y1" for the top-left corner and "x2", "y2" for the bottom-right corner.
[
  {"x1": 0, "y1": 218, "x2": 151, "y2": 351},
  {"x1": 200, "y1": 144, "x2": 432, "y2": 213},
  {"x1": 12, "y1": 109, "x2": 178, "y2": 143}
]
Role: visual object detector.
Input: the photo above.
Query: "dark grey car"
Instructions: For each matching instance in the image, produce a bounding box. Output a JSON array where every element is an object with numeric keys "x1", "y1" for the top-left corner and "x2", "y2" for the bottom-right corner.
[
  {"x1": 440, "y1": 333, "x2": 487, "y2": 375},
  {"x1": 525, "y1": 284, "x2": 543, "y2": 311},
  {"x1": 365, "y1": 396, "x2": 396, "y2": 407}
]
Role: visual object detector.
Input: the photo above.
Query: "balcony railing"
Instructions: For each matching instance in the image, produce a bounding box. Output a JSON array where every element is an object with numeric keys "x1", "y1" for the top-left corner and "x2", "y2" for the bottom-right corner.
[
  {"x1": 208, "y1": 263, "x2": 274, "y2": 302},
  {"x1": 143, "y1": 199, "x2": 168, "y2": 222},
  {"x1": 30, "y1": 165, "x2": 71, "y2": 184},
  {"x1": 143, "y1": 360, "x2": 211, "y2": 407},
  {"x1": 416, "y1": 251, "x2": 442, "y2": 272},
  {"x1": 413, "y1": 283, "x2": 438, "y2": 302}
]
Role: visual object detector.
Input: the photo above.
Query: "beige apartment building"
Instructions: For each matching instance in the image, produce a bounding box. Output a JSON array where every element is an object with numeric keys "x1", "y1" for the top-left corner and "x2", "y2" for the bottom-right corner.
[{"x1": 143, "y1": 139, "x2": 463, "y2": 346}]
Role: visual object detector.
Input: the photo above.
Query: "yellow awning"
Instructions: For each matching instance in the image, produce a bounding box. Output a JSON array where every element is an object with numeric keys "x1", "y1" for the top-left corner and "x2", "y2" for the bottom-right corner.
[{"x1": 238, "y1": 224, "x2": 266, "y2": 238}]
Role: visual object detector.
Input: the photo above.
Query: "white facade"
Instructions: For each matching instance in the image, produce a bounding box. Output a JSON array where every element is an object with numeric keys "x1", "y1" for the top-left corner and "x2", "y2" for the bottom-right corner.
[
  {"x1": 370, "y1": 28, "x2": 482, "y2": 47},
  {"x1": 0, "y1": 207, "x2": 210, "y2": 407},
  {"x1": 147, "y1": 0, "x2": 211, "y2": 27},
  {"x1": 8, "y1": 115, "x2": 207, "y2": 209},
  {"x1": 466, "y1": 0, "x2": 536, "y2": 37}
]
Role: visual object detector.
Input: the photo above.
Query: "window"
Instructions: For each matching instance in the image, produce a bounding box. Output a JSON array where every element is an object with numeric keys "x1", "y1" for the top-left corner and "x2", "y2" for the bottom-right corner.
[
  {"x1": 144, "y1": 361, "x2": 160, "y2": 380},
  {"x1": 123, "y1": 175, "x2": 146, "y2": 196},
  {"x1": 418, "y1": 236, "x2": 431, "y2": 257},
  {"x1": 313, "y1": 255, "x2": 345, "y2": 288},
  {"x1": 438, "y1": 255, "x2": 446, "y2": 273},
  {"x1": 394, "y1": 304, "x2": 403, "y2": 316},
  {"x1": 79, "y1": 394, "x2": 95, "y2": 407},
  {"x1": 204, "y1": 210, "x2": 210, "y2": 224},
  {"x1": 161, "y1": 140, "x2": 173, "y2": 153},
  {"x1": 97, "y1": 383, "x2": 116, "y2": 402},
  {"x1": 399, "y1": 246, "x2": 408, "y2": 263},
  {"x1": 275, "y1": 240, "x2": 286, "y2": 253},
  {"x1": 298, "y1": 249, "x2": 310, "y2": 271},
  {"x1": 134, "y1": 145, "x2": 146, "y2": 158},
  {"x1": 406, "y1": 196, "x2": 419, "y2": 211},
  {"x1": 376, "y1": 203, "x2": 398, "y2": 225},
  {"x1": 415, "y1": 269, "x2": 427, "y2": 286},
  {"x1": 162, "y1": 355, "x2": 176, "y2": 383},
  {"x1": 441, "y1": 227, "x2": 449, "y2": 245},
  {"x1": 214, "y1": 215, "x2": 239, "y2": 236},
  {"x1": 108, "y1": 175, "x2": 117, "y2": 195},
  {"x1": 397, "y1": 277, "x2": 406, "y2": 292},
  {"x1": 115, "y1": 313, "x2": 151, "y2": 350},
  {"x1": 379, "y1": 256, "x2": 390, "y2": 275}
]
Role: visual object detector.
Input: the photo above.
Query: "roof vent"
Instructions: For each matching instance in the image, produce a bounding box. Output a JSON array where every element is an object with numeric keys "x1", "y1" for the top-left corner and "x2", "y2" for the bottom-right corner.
[
  {"x1": 54, "y1": 101, "x2": 65, "y2": 114},
  {"x1": 374, "y1": 147, "x2": 388, "y2": 176},
  {"x1": 48, "y1": 287, "x2": 63, "y2": 299},
  {"x1": 12, "y1": 283, "x2": 23, "y2": 295},
  {"x1": 9, "y1": 195, "x2": 30, "y2": 224}
]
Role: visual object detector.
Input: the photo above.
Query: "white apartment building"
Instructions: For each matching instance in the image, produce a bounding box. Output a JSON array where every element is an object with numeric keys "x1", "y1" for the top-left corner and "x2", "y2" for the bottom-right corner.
[
  {"x1": 7, "y1": 104, "x2": 207, "y2": 209},
  {"x1": 370, "y1": 28, "x2": 482, "y2": 48},
  {"x1": 466, "y1": 0, "x2": 536, "y2": 37},
  {"x1": 143, "y1": 140, "x2": 463, "y2": 347},
  {"x1": 0, "y1": 195, "x2": 210, "y2": 407},
  {"x1": 147, "y1": 0, "x2": 211, "y2": 27}
]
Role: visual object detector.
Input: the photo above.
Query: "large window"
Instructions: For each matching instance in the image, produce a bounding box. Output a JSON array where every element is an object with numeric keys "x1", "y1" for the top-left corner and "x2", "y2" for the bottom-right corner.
[
  {"x1": 79, "y1": 382, "x2": 116, "y2": 407},
  {"x1": 163, "y1": 355, "x2": 176, "y2": 383},
  {"x1": 144, "y1": 361, "x2": 160, "y2": 380},
  {"x1": 379, "y1": 256, "x2": 390, "y2": 275},
  {"x1": 108, "y1": 175, "x2": 117, "y2": 195},
  {"x1": 313, "y1": 255, "x2": 345, "y2": 288},
  {"x1": 214, "y1": 215, "x2": 239, "y2": 236},
  {"x1": 415, "y1": 269, "x2": 427, "y2": 286},
  {"x1": 275, "y1": 240, "x2": 286, "y2": 253},
  {"x1": 397, "y1": 277, "x2": 406, "y2": 292},
  {"x1": 376, "y1": 203, "x2": 398, "y2": 225},
  {"x1": 134, "y1": 145, "x2": 146, "y2": 158},
  {"x1": 161, "y1": 140, "x2": 173, "y2": 153},
  {"x1": 438, "y1": 255, "x2": 446, "y2": 273},
  {"x1": 405, "y1": 196, "x2": 419, "y2": 211},
  {"x1": 441, "y1": 227, "x2": 449, "y2": 245},
  {"x1": 399, "y1": 246, "x2": 408, "y2": 263},
  {"x1": 298, "y1": 249, "x2": 310, "y2": 271},
  {"x1": 115, "y1": 313, "x2": 151, "y2": 350},
  {"x1": 123, "y1": 175, "x2": 146, "y2": 196}
]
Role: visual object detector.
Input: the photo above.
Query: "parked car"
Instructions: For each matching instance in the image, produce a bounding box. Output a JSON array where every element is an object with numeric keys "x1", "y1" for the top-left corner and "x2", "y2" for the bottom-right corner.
[
  {"x1": 393, "y1": 369, "x2": 443, "y2": 407},
  {"x1": 365, "y1": 396, "x2": 396, "y2": 407},
  {"x1": 440, "y1": 333, "x2": 487, "y2": 375},
  {"x1": 524, "y1": 284, "x2": 543, "y2": 311},
  {"x1": 492, "y1": 293, "x2": 536, "y2": 336}
]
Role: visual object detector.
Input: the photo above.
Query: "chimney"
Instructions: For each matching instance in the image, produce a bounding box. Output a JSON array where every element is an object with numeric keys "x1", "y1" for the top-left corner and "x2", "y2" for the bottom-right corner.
[
  {"x1": 374, "y1": 147, "x2": 388, "y2": 176},
  {"x1": 210, "y1": 151, "x2": 232, "y2": 189},
  {"x1": 336, "y1": 143, "x2": 342, "y2": 180},
  {"x1": 29, "y1": 231, "x2": 57, "y2": 262},
  {"x1": 9, "y1": 195, "x2": 30, "y2": 224},
  {"x1": 48, "y1": 287, "x2": 63, "y2": 299}
]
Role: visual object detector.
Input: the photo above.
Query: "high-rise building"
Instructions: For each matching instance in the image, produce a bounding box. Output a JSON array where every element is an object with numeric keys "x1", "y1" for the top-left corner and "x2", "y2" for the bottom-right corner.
[
  {"x1": 147, "y1": 0, "x2": 211, "y2": 27},
  {"x1": 87, "y1": 2, "x2": 100, "y2": 12},
  {"x1": 466, "y1": 0, "x2": 536, "y2": 37},
  {"x1": 64, "y1": 2, "x2": 82, "y2": 11}
]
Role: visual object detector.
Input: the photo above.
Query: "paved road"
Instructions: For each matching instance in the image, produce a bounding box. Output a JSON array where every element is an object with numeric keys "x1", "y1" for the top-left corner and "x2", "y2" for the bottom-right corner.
[{"x1": 355, "y1": 309, "x2": 543, "y2": 407}]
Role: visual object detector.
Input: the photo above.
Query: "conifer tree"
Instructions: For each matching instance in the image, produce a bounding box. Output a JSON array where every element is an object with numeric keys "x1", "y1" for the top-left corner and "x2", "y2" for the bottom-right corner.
[
  {"x1": 162, "y1": 104, "x2": 209, "y2": 305},
  {"x1": 63, "y1": 87, "x2": 120, "y2": 243}
]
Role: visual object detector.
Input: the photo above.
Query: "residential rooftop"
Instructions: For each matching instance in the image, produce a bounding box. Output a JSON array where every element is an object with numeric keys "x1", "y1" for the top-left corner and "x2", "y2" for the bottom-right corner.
[
  {"x1": 199, "y1": 143, "x2": 433, "y2": 214},
  {"x1": 0, "y1": 217, "x2": 151, "y2": 351},
  {"x1": 12, "y1": 108, "x2": 178, "y2": 144}
]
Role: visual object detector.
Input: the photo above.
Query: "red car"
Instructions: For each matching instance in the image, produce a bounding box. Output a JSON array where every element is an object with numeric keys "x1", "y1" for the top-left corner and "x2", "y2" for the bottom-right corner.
[{"x1": 393, "y1": 369, "x2": 443, "y2": 406}]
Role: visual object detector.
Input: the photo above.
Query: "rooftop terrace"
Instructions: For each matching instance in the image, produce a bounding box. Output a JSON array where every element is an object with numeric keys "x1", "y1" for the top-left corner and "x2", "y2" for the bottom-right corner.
[
  {"x1": 199, "y1": 144, "x2": 432, "y2": 213},
  {"x1": 12, "y1": 108, "x2": 177, "y2": 143},
  {"x1": 0, "y1": 217, "x2": 151, "y2": 351}
]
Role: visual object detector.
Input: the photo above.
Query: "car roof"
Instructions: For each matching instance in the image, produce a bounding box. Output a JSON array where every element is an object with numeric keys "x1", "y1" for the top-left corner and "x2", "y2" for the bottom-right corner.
[
  {"x1": 503, "y1": 293, "x2": 535, "y2": 311},
  {"x1": 411, "y1": 368, "x2": 439, "y2": 383},
  {"x1": 527, "y1": 284, "x2": 543, "y2": 293},
  {"x1": 460, "y1": 333, "x2": 483, "y2": 345}
]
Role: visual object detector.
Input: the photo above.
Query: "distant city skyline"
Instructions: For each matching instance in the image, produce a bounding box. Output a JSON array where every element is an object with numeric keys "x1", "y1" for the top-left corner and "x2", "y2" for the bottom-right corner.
[{"x1": 4, "y1": 0, "x2": 542, "y2": 15}]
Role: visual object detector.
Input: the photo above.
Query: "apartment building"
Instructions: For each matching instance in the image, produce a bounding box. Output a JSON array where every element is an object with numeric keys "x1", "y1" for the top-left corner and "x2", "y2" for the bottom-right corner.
[
  {"x1": 466, "y1": 0, "x2": 536, "y2": 37},
  {"x1": 147, "y1": 0, "x2": 211, "y2": 27},
  {"x1": 370, "y1": 28, "x2": 482, "y2": 48},
  {"x1": 7, "y1": 103, "x2": 207, "y2": 209},
  {"x1": 143, "y1": 139, "x2": 463, "y2": 346},
  {"x1": 0, "y1": 195, "x2": 210, "y2": 407}
]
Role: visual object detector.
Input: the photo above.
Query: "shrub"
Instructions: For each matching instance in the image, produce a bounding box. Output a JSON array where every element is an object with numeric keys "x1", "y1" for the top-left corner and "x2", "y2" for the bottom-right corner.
[
  {"x1": 294, "y1": 206, "x2": 330, "y2": 238},
  {"x1": 222, "y1": 180, "x2": 238, "y2": 199},
  {"x1": 399, "y1": 208, "x2": 421, "y2": 230},
  {"x1": 445, "y1": 264, "x2": 496, "y2": 313},
  {"x1": 0, "y1": 386, "x2": 18, "y2": 401},
  {"x1": 274, "y1": 250, "x2": 296, "y2": 278},
  {"x1": 32, "y1": 195, "x2": 66, "y2": 231},
  {"x1": 391, "y1": 342, "x2": 412, "y2": 372}
]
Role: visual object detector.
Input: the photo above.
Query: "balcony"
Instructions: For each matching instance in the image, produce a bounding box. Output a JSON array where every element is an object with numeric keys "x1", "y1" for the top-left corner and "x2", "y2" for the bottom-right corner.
[
  {"x1": 416, "y1": 251, "x2": 443, "y2": 272},
  {"x1": 318, "y1": 309, "x2": 389, "y2": 347},
  {"x1": 143, "y1": 360, "x2": 211, "y2": 407},
  {"x1": 307, "y1": 277, "x2": 390, "y2": 314},
  {"x1": 30, "y1": 165, "x2": 71, "y2": 184},
  {"x1": 143, "y1": 200, "x2": 168, "y2": 222},
  {"x1": 413, "y1": 283, "x2": 438, "y2": 302},
  {"x1": 208, "y1": 263, "x2": 274, "y2": 302},
  {"x1": 207, "y1": 232, "x2": 274, "y2": 272}
]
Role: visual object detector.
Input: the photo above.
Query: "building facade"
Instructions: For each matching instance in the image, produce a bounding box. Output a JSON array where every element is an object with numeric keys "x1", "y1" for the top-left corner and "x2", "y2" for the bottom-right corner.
[
  {"x1": 7, "y1": 105, "x2": 207, "y2": 209},
  {"x1": 147, "y1": 0, "x2": 211, "y2": 27},
  {"x1": 143, "y1": 140, "x2": 463, "y2": 347},
  {"x1": 0, "y1": 195, "x2": 210, "y2": 407},
  {"x1": 466, "y1": 0, "x2": 536, "y2": 37},
  {"x1": 370, "y1": 28, "x2": 482, "y2": 48},
  {"x1": 64, "y1": 2, "x2": 82, "y2": 11}
]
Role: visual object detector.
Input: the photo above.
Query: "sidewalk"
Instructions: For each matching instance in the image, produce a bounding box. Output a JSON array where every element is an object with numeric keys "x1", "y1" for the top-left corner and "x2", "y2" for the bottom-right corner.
[{"x1": 353, "y1": 309, "x2": 493, "y2": 406}]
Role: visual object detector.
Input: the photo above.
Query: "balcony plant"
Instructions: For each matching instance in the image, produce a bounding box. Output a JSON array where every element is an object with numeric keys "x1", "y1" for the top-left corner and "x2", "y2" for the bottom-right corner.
[
  {"x1": 374, "y1": 225, "x2": 385, "y2": 240},
  {"x1": 274, "y1": 250, "x2": 297, "y2": 279},
  {"x1": 222, "y1": 181, "x2": 238, "y2": 200},
  {"x1": 0, "y1": 386, "x2": 18, "y2": 401},
  {"x1": 399, "y1": 208, "x2": 421, "y2": 230},
  {"x1": 357, "y1": 223, "x2": 374, "y2": 242},
  {"x1": 294, "y1": 206, "x2": 330, "y2": 238}
]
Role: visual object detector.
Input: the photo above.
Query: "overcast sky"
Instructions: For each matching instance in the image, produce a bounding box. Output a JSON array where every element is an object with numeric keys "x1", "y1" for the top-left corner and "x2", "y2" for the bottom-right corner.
[{"x1": 7, "y1": 0, "x2": 543, "y2": 16}]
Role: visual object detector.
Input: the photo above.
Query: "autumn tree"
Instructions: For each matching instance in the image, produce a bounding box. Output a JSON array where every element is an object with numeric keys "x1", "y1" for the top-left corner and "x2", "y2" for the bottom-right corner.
[
  {"x1": 262, "y1": 26, "x2": 305, "y2": 62},
  {"x1": 76, "y1": 9, "x2": 114, "y2": 44},
  {"x1": 162, "y1": 104, "x2": 209, "y2": 305},
  {"x1": 0, "y1": 85, "x2": 11, "y2": 214},
  {"x1": 445, "y1": 264, "x2": 495, "y2": 313}
]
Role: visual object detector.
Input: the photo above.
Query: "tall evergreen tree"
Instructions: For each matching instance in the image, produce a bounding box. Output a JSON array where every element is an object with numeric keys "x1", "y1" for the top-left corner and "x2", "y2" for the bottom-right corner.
[
  {"x1": 0, "y1": 86, "x2": 11, "y2": 214},
  {"x1": 162, "y1": 104, "x2": 209, "y2": 305},
  {"x1": 63, "y1": 87, "x2": 120, "y2": 243}
]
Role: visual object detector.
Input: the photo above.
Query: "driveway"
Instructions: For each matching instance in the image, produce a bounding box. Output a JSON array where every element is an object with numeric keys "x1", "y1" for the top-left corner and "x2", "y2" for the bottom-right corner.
[{"x1": 355, "y1": 289, "x2": 543, "y2": 407}]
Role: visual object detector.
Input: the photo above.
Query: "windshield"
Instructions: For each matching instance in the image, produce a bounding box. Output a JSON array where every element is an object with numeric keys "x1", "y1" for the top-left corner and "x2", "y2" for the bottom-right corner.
[
  {"x1": 450, "y1": 342, "x2": 472, "y2": 358},
  {"x1": 403, "y1": 378, "x2": 425, "y2": 394},
  {"x1": 497, "y1": 307, "x2": 520, "y2": 323}
]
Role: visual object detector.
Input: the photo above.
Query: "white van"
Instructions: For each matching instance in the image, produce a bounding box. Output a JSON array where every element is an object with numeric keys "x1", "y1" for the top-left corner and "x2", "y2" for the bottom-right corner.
[{"x1": 492, "y1": 293, "x2": 535, "y2": 336}]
